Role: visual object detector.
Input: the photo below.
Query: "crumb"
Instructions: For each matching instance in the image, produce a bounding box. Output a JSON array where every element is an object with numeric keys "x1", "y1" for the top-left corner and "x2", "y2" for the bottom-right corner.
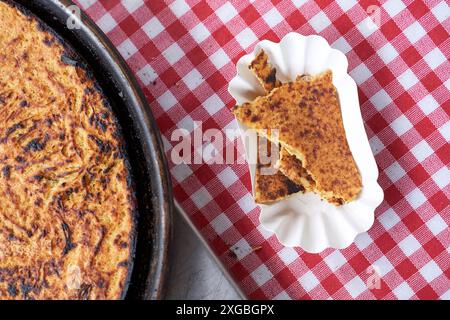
[{"x1": 251, "y1": 246, "x2": 262, "y2": 252}]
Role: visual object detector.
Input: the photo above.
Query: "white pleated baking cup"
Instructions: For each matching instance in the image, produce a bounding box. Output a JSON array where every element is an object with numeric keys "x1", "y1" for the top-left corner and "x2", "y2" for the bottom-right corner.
[{"x1": 228, "y1": 33, "x2": 384, "y2": 253}]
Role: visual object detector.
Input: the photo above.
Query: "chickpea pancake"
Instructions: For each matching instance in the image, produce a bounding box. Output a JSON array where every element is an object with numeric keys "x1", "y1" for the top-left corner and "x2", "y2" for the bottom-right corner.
[{"x1": 0, "y1": 1, "x2": 135, "y2": 299}]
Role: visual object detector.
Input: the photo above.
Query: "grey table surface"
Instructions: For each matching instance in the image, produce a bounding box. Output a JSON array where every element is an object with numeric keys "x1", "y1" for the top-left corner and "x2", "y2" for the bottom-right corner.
[{"x1": 165, "y1": 210, "x2": 242, "y2": 300}]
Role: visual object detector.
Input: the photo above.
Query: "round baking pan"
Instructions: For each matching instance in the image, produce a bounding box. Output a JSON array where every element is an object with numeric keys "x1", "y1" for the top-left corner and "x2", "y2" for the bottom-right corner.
[{"x1": 9, "y1": 0, "x2": 173, "y2": 299}]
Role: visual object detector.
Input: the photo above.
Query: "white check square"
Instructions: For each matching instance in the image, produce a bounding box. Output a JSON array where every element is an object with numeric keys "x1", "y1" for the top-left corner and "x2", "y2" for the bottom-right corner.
[
  {"x1": 309, "y1": 11, "x2": 332, "y2": 33},
  {"x1": 378, "y1": 208, "x2": 401, "y2": 230},
  {"x1": 274, "y1": 291, "x2": 291, "y2": 300},
  {"x1": 211, "y1": 214, "x2": 233, "y2": 235},
  {"x1": 403, "y1": 21, "x2": 426, "y2": 44},
  {"x1": 383, "y1": 0, "x2": 406, "y2": 17},
  {"x1": 163, "y1": 43, "x2": 185, "y2": 65},
  {"x1": 432, "y1": 167, "x2": 450, "y2": 189},
  {"x1": 424, "y1": 48, "x2": 446, "y2": 70},
  {"x1": 77, "y1": 0, "x2": 96, "y2": 9},
  {"x1": 332, "y1": 37, "x2": 352, "y2": 54},
  {"x1": 324, "y1": 251, "x2": 347, "y2": 272},
  {"x1": 300, "y1": 271, "x2": 319, "y2": 292},
  {"x1": 374, "y1": 256, "x2": 394, "y2": 277},
  {"x1": 390, "y1": 115, "x2": 413, "y2": 136},
  {"x1": 279, "y1": 247, "x2": 299, "y2": 265},
  {"x1": 123, "y1": 0, "x2": 143, "y2": 13},
  {"x1": 217, "y1": 167, "x2": 239, "y2": 188},
  {"x1": 350, "y1": 63, "x2": 372, "y2": 84},
  {"x1": 236, "y1": 29, "x2": 258, "y2": 49},
  {"x1": 117, "y1": 39, "x2": 138, "y2": 59},
  {"x1": 354, "y1": 232, "x2": 372, "y2": 250},
  {"x1": 251, "y1": 264, "x2": 273, "y2": 286},
  {"x1": 190, "y1": 22, "x2": 210, "y2": 43},
  {"x1": 442, "y1": 289, "x2": 450, "y2": 300},
  {"x1": 230, "y1": 238, "x2": 252, "y2": 259},
  {"x1": 170, "y1": 162, "x2": 193, "y2": 182},
  {"x1": 418, "y1": 94, "x2": 439, "y2": 115},
  {"x1": 377, "y1": 43, "x2": 398, "y2": 64},
  {"x1": 419, "y1": 261, "x2": 442, "y2": 283},
  {"x1": 142, "y1": 17, "x2": 165, "y2": 39},
  {"x1": 291, "y1": 0, "x2": 307, "y2": 7},
  {"x1": 258, "y1": 224, "x2": 274, "y2": 240},
  {"x1": 398, "y1": 234, "x2": 421, "y2": 256},
  {"x1": 369, "y1": 135, "x2": 385, "y2": 155},
  {"x1": 216, "y1": 2, "x2": 238, "y2": 23},
  {"x1": 345, "y1": 276, "x2": 366, "y2": 298},
  {"x1": 426, "y1": 214, "x2": 446, "y2": 236},
  {"x1": 203, "y1": 94, "x2": 224, "y2": 116},
  {"x1": 183, "y1": 69, "x2": 203, "y2": 91},
  {"x1": 97, "y1": 13, "x2": 117, "y2": 33},
  {"x1": 357, "y1": 17, "x2": 378, "y2": 38},
  {"x1": 438, "y1": 121, "x2": 450, "y2": 141},
  {"x1": 136, "y1": 65, "x2": 157, "y2": 86},
  {"x1": 398, "y1": 69, "x2": 419, "y2": 90},
  {"x1": 177, "y1": 115, "x2": 196, "y2": 133},
  {"x1": 411, "y1": 140, "x2": 434, "y2": 162},
  {"x1": 406, "y1": 188, "x2": 427, "y2": 210},
  {"x1": 237, "y1": 194, "x2": 256, "y2": 214},
  {"x1": 263, "y1": 8, "x2": 284, "y2": 28},
  {"x1": 191, "y1": 186, "x2": 213, "y2": 209},
  {"x1": 169, "y1": 0, "x2": 190, "y2": 18},
  {"x1": 431, "y1": 2, "x2": 449, "y2": 23},
  {"x1": 210, "y1": 48, "x2": 230, "y2": 69},
  {"x1": 157, "y1": 91, "x2": 177, "y2": 111},
  {"x1": 336, "y1": 0, "x2": 357, "y2": 11},
  {"x1": 393, "y1": 282, "x2": 415, "y2": 300},
  {"x1": 385, "y1": 161, "x2": 406, "y2": 183},
  {"x1": 370, "y1": 89, "x2": 392, "y2": 111}
]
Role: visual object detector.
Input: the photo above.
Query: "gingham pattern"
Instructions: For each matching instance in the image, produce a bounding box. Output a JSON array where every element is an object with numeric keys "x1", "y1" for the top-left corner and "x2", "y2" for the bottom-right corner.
[{"x1": 74, "y1": 0, "x2": 450, "y2": 299}]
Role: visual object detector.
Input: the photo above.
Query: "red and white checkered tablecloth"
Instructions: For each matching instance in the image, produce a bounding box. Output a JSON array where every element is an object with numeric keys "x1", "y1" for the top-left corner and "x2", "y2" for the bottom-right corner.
[{"x1": 74, "y1": 0, "x2": 449, "y2": 299}]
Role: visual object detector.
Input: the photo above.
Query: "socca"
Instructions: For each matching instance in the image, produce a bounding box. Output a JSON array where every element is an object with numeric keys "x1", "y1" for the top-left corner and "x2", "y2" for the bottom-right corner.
[
  {"x1": 0, "y1": 1, "x2": 135, "y2": 299},
  {"x1": 248, "y1": 51, "x2": 303, "y2": 203},
  {"x1": 249, "y1": 51, "x2": 316, "y2": 193},
  {"x1": 254, "y1": 136, "x2": 304, "y2": 203},
  {"x1": 233, "y1": 70, "x2": 362, "y2": 204}
]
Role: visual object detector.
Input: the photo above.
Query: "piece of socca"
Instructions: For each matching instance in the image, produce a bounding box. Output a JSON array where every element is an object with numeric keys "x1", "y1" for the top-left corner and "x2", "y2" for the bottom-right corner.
[
  {"x1": 233, "y1": 70, "x2": 362, "y2": 204},
  {"x1": 248, "y1": 51, "x2": 303, "y2": 203},
  {"x1": 254, "y1": 136, "x2": 304, "y2": 203},
  {"x1": 249, "y1": 50, "x2": 282, "y2": 92},
  {"x1": 249, "y1": 51, "x2": 315, "y2": 192}
]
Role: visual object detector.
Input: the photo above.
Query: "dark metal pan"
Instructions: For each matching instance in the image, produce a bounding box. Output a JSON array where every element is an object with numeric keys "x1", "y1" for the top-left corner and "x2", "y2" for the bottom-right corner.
[{"x1": 8, "y1": 0, "x2": 173, "y2": 299}]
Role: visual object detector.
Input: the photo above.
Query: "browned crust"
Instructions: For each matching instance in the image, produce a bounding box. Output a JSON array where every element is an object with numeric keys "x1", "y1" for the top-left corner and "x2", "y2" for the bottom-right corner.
[
  {"x1": 233, "y1": 70, "x2": 362, "y2": 204},
  {"x1": 249, "y1": 51, "x2": 282, "y2": 92},
  {"x1": 0, "y1": 2, "x2": 134, "y2": 299}
]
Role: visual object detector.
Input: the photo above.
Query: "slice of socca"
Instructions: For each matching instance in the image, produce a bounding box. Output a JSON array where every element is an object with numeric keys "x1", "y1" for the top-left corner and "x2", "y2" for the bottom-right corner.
[
  {"x1": 249, "y1": 51, "x2": 315, "y2": 192},
  {"x1": 233, "y1": 70, "x2": 362, "y2": 204},
  {"x1": 248, "y1": 51, "x2": 303, "y2": 203},
  {"x1": 254, "y1": 136, "x2": 304, "y2": 204}
]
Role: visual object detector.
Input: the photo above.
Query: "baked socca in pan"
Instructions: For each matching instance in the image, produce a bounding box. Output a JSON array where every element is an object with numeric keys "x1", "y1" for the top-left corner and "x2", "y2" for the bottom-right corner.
[{"x1": 0, "y1": 1, "x2": 135, "y2": 299}]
